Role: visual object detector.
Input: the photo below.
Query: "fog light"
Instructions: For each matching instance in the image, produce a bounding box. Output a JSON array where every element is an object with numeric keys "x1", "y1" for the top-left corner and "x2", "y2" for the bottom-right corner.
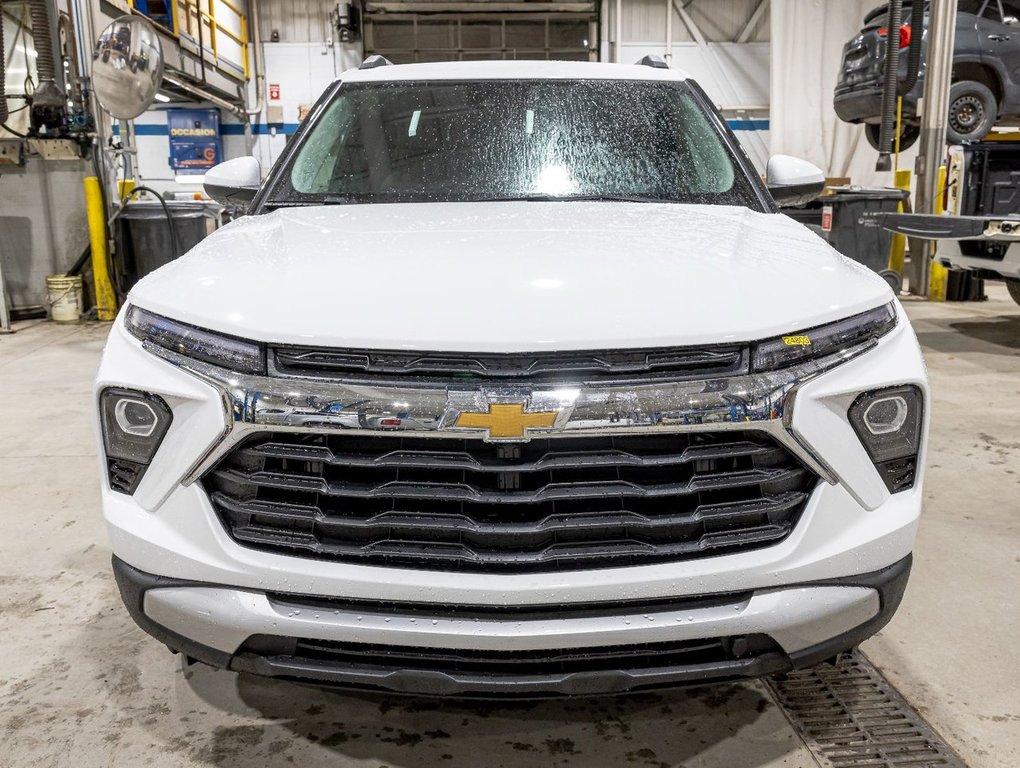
[
  {"x1": 114, "y1": 399, "x2": 159, "y2": 437},
  {"x1": 862, "y1": 395, "x2": 908, "y2": 435},
  {"x1": 848, "y1": 385, "x2": 923, "y2": 493},
  {"x1": 100, "y1": 388, "x2": 173, "y2": 493}
]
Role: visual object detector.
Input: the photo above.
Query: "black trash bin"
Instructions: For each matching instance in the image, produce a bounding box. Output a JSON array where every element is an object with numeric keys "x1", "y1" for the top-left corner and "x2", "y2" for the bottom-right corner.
[
  {"x1": 820, "y1": 186, "x2": 909, "y2": 273},
  {"x1": 116, "y1": 201, "x2": 222, "y2": 289}
]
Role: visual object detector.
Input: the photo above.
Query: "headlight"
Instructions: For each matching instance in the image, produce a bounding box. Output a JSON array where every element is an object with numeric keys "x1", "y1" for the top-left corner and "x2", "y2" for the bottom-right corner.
[
  {"x1": 100, "y1": 388, "x2": 173, "y2": 494},
  {"x1": 849, "y1": 384, "x2": 924, "y2": 493},
  {"x1": 751, "y1": 302, "x2": 897, "y2": 372},
  {"x1": 125, "y1": 305, "x2": 266, "y2": 375}
]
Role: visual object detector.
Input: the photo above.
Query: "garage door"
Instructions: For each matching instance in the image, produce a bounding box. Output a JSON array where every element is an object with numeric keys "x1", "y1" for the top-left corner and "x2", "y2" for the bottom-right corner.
[{"x1": 363, "y1": 1, "x2": 598, "y2": 63}]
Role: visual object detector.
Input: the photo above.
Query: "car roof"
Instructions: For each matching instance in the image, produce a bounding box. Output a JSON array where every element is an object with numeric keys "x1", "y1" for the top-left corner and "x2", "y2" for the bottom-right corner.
[{"x1": 336, "y1": 59, "x2": 691, "y2": 84}]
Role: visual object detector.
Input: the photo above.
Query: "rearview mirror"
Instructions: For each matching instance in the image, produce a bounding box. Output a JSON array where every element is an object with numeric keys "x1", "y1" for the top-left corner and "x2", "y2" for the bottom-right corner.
[
  {"x1": 766, "y1": 155, "x2": 825, "y2": 207},
  {"x1": 204, "y1": 157, "x2": 262, "y2": 208}
]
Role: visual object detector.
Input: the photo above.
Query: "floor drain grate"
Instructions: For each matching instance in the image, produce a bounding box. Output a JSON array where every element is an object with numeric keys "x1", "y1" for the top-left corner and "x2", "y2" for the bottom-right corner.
[{"x1": 764, "y1": 651, "x2": 968, "y2": 768}]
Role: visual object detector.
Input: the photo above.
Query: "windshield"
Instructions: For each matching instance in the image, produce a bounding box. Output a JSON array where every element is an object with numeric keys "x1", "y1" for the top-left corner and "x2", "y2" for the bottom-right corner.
[{"x1": 265, "y1": 79, "x2": 762, "y2": 208}]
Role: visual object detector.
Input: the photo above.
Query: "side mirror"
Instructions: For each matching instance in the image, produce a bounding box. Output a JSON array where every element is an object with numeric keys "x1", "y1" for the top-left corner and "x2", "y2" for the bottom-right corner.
[
  {"x1": 1004, "y1": 15, "x2": 1019, "y2": 25},
  {"x1": 766, "y1": 155, "x2": 826, "y2": 207},
  {"x1": 204, "y1": 157, "x2": 262, "y2": 208}
]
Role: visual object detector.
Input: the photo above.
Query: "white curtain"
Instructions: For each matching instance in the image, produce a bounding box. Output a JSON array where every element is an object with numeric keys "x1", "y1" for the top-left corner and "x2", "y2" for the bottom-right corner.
[{"x1": 770, "y1": 0, "x2": 918, "y2": 186}]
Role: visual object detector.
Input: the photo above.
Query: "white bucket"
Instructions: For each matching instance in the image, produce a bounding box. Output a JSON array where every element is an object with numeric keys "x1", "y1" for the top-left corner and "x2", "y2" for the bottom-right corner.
[{"x1": 47, "y1": 275, "x2": 84, "y2": 323}]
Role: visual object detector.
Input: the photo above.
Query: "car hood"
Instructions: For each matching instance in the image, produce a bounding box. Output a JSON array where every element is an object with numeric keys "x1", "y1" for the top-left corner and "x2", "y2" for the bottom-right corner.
[{"x1": 129, "y1": 202, "x2": 893, "y2": 352}]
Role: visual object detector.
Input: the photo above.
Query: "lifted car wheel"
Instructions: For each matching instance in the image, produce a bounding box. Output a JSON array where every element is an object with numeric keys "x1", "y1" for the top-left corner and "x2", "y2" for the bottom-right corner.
[
  {"x1": 946, "y1": 81, "x2": 997, "y2": 144},
  {"x1": 1006, "y1": 279, "x2": 1020, "y2": 307},
  {"x1": 864, "y1": 123, "x2": 920, "y2": 152}
]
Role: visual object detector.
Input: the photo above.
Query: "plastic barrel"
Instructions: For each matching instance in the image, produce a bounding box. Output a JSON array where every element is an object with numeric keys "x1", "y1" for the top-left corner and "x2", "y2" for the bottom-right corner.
[{"x1": 47, "y1": 275, "x2": 84, "y2": 323}]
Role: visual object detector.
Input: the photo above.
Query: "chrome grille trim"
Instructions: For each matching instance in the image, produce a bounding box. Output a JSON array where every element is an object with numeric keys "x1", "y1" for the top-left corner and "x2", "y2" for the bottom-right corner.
[{"x1": 136, "y1": 336, "x2": 880, "y2": 490}]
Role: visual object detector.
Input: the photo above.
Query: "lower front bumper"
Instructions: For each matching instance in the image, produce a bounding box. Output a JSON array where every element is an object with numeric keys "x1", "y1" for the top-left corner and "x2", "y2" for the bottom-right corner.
[
  {"x1": 834, "y1": 87, "x2": 918, "y2": 124},
  {"x1": 112, "y1": 554, "x2": 912, "y2": 698}
]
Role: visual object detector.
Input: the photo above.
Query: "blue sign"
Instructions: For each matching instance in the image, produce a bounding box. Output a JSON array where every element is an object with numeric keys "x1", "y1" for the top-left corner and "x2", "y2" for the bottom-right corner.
[{"x1": 167, "y1": 109, "x2": 222, "y2": 173}]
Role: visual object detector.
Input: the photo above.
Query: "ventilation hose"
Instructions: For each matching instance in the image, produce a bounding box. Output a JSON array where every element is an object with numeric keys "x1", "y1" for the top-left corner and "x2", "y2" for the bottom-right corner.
[
  {"x1": 876, "y1": 0, "x2": 903, "y2": 171},
  {"x1": 898, "y1": 0, "x2": 925, "y2": 96},
  {"x1": 27, "y1": 0, "x2": 65, "y2": 132},
  {"x1": 0, "y1": 0, "x2": 8, "y2": 124},
  {"x1": 28, "y1": 0, "x2": 56, "y2": 81}
]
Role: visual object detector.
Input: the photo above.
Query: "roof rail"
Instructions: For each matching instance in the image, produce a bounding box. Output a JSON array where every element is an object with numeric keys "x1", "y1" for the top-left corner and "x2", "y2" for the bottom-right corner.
[
  {"x1": 635, "y1": 54, "x2": 669, "y2": 70},
  {"x1": 359, "y1": 54, "x2": 393, "y2": 70}
]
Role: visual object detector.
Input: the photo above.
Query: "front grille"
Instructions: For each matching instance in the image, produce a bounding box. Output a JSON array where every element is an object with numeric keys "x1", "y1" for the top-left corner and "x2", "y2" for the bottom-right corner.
[
  {"x1": 238, "y1": 634, "x2": 782, "y2": 678},
  {"x1": 204, "y1": 430, "x2": 817, "y2": 573},
  {"x1": 270, "y1": 344, "x2": 747, "y2": 383}
]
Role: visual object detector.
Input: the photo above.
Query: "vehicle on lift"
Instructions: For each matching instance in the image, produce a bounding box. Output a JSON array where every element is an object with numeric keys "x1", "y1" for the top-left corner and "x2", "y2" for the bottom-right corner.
[
  {"x1": 835, "y1": 1, "x2": 1020, "y2": 150},
  {"x1": 95, "y1": 59, "x2": 929, "y2": 697},
  {"x1": 875, "y1": 142, "x2": 1020, "y2": 304}
]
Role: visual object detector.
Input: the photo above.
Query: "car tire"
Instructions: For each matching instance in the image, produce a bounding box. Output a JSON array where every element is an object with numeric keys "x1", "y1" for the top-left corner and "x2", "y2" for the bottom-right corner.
[
  {"x1": 864, "y1": 122, "x2": 920, "y2": 152},
  {"x1": 1006, "y1": 278, "x2": 1020, "y2": 306},
  {"x1": 879, "y1": 269, "x2": 903, "y2": 294},
  {"x1": 946, "y1": 81, "x2": 998, "y2": 144}
]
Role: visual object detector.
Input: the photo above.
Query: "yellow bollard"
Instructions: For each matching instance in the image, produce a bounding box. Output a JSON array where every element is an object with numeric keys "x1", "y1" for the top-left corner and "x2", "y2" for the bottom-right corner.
[
  {"x1": 928, "y1": 166, "x2": 949, "y2": 301},
  {"x1": 889, "y1": 169, "x2": 911, "y2": 274},
  {"x1": 84, "y1": 176, "x2": 118, "y2": 321}
]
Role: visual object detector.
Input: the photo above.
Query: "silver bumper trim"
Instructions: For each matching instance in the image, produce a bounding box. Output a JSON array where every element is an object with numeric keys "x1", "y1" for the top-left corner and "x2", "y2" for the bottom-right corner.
[{"x1": 144, "y1": 584, "x2": 880, "y2": 656}]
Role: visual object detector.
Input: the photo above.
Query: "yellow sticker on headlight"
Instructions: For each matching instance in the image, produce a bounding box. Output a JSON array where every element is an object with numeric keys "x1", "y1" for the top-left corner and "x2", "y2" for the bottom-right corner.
[{"x1": 782, "y1": 335, "x2": 811, "y2": 346}]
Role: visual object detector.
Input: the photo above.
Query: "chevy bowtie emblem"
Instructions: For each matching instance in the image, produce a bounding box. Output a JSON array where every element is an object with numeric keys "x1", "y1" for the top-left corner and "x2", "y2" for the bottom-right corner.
[{"x1": 454, "y1": 402, "x2": 558, "y2": 440}]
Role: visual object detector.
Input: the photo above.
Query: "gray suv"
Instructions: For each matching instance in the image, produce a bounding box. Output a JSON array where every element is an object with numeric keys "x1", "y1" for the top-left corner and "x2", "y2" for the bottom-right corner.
[{"x1": 835, "y1": 1, "x2": 1020, "y2": 149}]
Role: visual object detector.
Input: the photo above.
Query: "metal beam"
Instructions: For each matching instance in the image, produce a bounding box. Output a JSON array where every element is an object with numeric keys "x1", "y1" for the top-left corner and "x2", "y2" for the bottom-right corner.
[
  {"x1": 671, "y1": 0, "x2": 769, "y2": 169},
  {"x1": 911, "y1": 0, "x2": 958, "y2": 295},
  {"x1": 161, "y1": 72, "x2": 247, "y2": 119},
  {"x1": 673, "y1": 0, "x2": 708, "y2": 47},
  {"x1": 737, "y1": 0, "x2": 769, "y2": 44}
]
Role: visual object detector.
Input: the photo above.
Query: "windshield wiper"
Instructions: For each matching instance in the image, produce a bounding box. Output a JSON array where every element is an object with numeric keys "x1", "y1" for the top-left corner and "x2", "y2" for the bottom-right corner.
[
  {"x1": 475, "y1": 193, "x2": 668, "y2": 204},
  {"x1": 263, "y1": 194, "x2": 372, "y2": 208},
  {"x1": 266, "y1": 192, "x2": 669, "y2": 207}
]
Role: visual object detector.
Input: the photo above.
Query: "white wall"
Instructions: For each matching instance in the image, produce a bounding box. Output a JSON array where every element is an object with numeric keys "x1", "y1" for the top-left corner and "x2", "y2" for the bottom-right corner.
[{"x1": 770, "y1": 0, "x2": 918, "y2": 185}]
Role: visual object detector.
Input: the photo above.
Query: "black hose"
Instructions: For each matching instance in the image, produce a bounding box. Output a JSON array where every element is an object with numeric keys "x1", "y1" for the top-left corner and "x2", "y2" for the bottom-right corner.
[
  {"x1": 1, "y1": 121, "x2": 27, "y2": 137},
  {"x1": 898, "y1": 0, "x2": 925, "y2": 96},
  {"x1": 121, "y1": 185, "x2": 181, "y2": 261},
  {"x1": 0, "y1": 0, "x2": 7, "y2": 124},
  {"x1": 65, "y1": 242, "x2": 92, "y2": 277},
  {"x1": 876, "y1": 0, "x2": 903, "y2": 171}
]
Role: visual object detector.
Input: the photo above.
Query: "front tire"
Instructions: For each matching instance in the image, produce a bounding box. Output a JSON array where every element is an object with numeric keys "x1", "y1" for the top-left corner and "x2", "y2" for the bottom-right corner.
[
  {"x1": 947, "y1": 80, "x2": 997, "y2": 144},
  {"x1": 1006, "y1": 278, "x2": 1020, "y2": 306},
  {"x1": 864, "y1": 122, "x2": 920, "y2": 152}
]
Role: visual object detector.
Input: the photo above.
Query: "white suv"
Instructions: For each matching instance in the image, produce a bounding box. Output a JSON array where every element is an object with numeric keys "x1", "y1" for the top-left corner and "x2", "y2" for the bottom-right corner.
[{"x1": 95, "y1": 59, "x2": 928, "y2": 697}]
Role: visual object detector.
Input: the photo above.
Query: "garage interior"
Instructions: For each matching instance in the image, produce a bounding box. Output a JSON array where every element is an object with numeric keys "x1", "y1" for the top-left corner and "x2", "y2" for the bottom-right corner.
[{"x1": 2, "y1": 0, "x2": 1019, "y2": 766}]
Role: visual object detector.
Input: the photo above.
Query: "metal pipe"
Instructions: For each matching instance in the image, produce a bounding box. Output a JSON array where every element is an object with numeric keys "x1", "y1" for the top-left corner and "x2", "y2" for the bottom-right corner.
[
  {"x1": 912, "y1": 0, "x2": 958, "y2": 296},
  {"x1": 664, "y1": 0, "x2": 672, "y2": 63},
  {"x1": 161, "y1": 72, "x2": 247, "y2": 118},
  {"x1": 245, "y1": 0, "x2": 264, "y2": 120},
  {"x1": 614, "y1": 0, "x2": 622, "y2": 62}
]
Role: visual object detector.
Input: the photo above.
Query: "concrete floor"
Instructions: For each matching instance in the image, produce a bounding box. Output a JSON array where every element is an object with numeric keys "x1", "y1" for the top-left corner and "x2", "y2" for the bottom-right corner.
[{"x1": 1, "y1": 287, "x2": 1018, "y2": 768}]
